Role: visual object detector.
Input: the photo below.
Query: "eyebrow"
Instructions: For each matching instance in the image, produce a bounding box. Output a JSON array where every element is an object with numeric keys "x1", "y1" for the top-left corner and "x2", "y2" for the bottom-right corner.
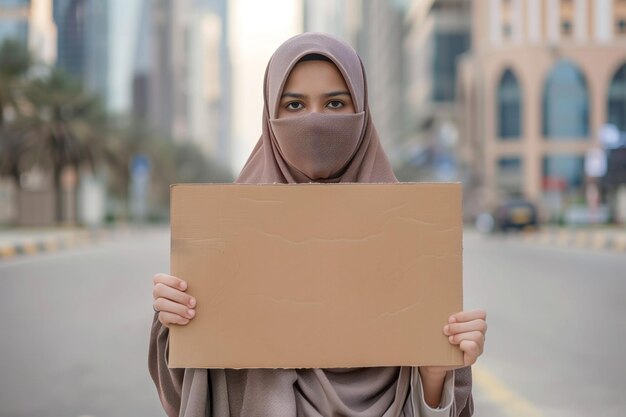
[{"x1": 280, "y1": 91, "x2": 351, "y2": 99}]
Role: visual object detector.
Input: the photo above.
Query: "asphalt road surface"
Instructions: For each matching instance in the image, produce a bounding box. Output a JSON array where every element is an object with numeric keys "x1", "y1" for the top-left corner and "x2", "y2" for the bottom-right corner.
[{"x1": 0, "y1": 227, "x2": 623, "y2": 416}]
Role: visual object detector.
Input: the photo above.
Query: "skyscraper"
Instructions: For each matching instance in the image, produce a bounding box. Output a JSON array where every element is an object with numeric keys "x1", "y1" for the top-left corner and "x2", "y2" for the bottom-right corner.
[
  {"x1": 133, "y1": 0, "x2": 232, "y2": 165},
  {"x1": 54, "y1": 0, "x2": 142, "y2": 113},
  {"x1": 53, "y1": 0, "x2": 86, "y2": 76}
]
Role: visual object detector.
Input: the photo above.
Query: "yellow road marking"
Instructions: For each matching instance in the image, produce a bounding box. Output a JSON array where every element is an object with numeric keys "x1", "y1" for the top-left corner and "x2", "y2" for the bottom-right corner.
[
  {"x1": 44, "y1": 239, "x2": 59, "y2": 252},
  {"x1": 473, "y1": 364, "x2": 543, "y2": 417},
  {"x1": 22, "y1": 241, "x2": 38, "y2": 255},
  {"x1": 614, "y1": 235, "x2": 626, "y2": 252},
  {"x1": 574, "y1": 231, "x2": 587, "y2": 248},
  {"x1": 592, "y1": 233, "x2": 607, "y2": 249}
]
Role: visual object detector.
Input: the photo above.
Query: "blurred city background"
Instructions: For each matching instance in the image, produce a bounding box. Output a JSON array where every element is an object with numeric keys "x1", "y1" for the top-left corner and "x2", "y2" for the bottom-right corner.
[
  {"x1": 0, "y1": 0, "x2": 624, "y2": 417},
  {"x1": 0, "y1": 0, "x2": 625, "y2": 227}
]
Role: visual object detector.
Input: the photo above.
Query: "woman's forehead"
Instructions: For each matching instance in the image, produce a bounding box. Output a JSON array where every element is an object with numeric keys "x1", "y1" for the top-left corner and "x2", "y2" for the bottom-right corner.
[{"x1": 282, "y1": 60, "x2": 351, "y2": 94}]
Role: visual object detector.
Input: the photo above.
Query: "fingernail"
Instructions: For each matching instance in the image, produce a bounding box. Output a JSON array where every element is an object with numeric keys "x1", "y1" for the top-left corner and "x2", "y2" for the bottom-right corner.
[
  {"x1": 448, "y1": 316, "x2": 456, "y2": 323},
  {"x1": 189, "y1": 298, "x2": 196, "y2": 307},
  {"x1": 187, "y1": 309, "x2": 195, "y2": 317},
  {"x1": 443, "y1": 325, "x2": 450, "y2": 335},
  {"x1": 180, "y1": 282, "x2": 187, "y2": 290},
  {"x1": 449, "y1": 335, "x2": 454, "y2": 343}
]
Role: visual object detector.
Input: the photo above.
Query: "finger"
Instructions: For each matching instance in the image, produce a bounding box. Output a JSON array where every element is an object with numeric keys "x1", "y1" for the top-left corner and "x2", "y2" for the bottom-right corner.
[
  {"x1": 153, "y1": 273, "x2": 187, "y2": 291},
  {"x1": 153, "y1": 282, "x2": 196, "y2": 308},
  {"x1": 444, "y1": 319, "x2": 487, "y2": 335},
  {"x1": 154, "y1": 298, "x2": 196, "y2": 320},
  {"x1": 459, "y1": 340, "x2": 481, "y2": 365},
  {"x1": 448, "y1": 331, "x2": 485, "y2": 350},
  {"x1": 449, "y1": 309, "x2": 486, "y2": 323},
  {"x1": 159, "y1": 311, "x2": 191, "y2": 326}
]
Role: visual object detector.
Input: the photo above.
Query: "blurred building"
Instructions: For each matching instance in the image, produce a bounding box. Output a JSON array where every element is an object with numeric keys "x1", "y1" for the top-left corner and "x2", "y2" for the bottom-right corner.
[
  {"x1": 53, "y1": 0, "x2": 85, "y2": 76},
  {"x1": 302, "y1": 0, "x2": 360, "y2": 46},
  {"x1": 133, "y1": 0, "x2": 232, "y2": 164},
  {"x1": 402, "y1": 0, "x2": 471, "y2": 182},
  {"x1": 458, "y1": 0, "x2": 626, "y2": 221},
  {"x1": 54, "y1": 0, "x2": 142, "y2": 113},
  {"x1": 359, "y1": 0, "x2": 409, "y2": 156},
  {"x1": 0, "y1": 0, "x2": 56, "y2": 63}
]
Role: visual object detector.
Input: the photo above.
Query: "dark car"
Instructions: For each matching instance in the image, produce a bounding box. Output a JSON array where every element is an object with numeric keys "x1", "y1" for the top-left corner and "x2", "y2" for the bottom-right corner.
[{"x1": 494, "y1": 199, "x2": 539, "y2": 231}]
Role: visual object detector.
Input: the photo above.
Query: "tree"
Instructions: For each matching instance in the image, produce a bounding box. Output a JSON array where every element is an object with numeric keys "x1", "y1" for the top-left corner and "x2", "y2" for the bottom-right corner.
[
  {"x1": 0, "y1": 38, "x2": 234, "y2": 225},
  {"x1": 14, "y1": 69, "x2": 107, "y2": 222},
  {"x1": 0, "y1": 39, "x2": 31, "y2": 126}
]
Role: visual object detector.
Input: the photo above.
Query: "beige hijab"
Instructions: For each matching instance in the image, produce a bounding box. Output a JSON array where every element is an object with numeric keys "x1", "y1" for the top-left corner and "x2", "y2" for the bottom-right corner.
[
  {"x1": 149, "y1": 32, "x2": 474, "y2": 416},
  {"x1": 234, "y1": 31, "x2": 397, "y2": 184}
]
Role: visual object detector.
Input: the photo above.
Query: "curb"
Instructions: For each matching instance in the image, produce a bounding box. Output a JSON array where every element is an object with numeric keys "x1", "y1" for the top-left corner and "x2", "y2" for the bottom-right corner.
[
  {"x1": 0, "y1": 228, "x2": 136, "y2": 261},
  {"x1": 516, "y1": 228, "x2": 626, "y2": 253}
]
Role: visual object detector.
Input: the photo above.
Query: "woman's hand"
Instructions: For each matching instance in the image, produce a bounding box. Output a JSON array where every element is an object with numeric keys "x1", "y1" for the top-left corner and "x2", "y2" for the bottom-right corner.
[
  {"x1": 445, "y1": 308, "x2": 486, "y2": 367},
  {"x1": 424, "y1": 309, "x2": 487, "y2": 374},
  {"x1": 152, "y1": 273, "x2": 197, "y2": 328},
  {"x1": 418, "y1": 309, "x2": 487, "y2": 407}
]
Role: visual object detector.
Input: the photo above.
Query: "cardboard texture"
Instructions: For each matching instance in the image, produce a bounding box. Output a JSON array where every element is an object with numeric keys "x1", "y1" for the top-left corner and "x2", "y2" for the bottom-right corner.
[{"x1": 169, "y1": 183, "x2": 464, "y2": 369}]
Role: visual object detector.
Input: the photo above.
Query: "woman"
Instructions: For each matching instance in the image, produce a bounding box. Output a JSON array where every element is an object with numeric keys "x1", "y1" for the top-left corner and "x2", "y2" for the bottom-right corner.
[{"x1": 149, "y1": 32, "x2": 487, "y2": 417}]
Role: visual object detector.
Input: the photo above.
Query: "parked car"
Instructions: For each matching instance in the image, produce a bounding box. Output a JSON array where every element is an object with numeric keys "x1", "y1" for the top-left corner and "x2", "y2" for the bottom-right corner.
[{"x1": 493, "y1": 199, "x2": 539, "y2": 231}]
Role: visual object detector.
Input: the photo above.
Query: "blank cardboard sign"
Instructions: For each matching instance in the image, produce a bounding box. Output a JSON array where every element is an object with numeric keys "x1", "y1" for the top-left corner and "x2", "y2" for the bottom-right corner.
[{"x1": 168, "y1": 183, "x2": 464, "y2": 369}]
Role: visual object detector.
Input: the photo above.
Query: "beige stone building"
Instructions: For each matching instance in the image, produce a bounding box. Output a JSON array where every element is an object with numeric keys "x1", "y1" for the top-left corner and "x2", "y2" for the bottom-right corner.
[{"x1": 458, "y1": 0, "x2": 626, "y2": 221}]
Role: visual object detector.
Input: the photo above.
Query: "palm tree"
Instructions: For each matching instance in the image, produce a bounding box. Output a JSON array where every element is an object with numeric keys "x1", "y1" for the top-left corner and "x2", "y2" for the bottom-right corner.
[
  {"x1": 15, "y1": 69, "x2": 108, "y2": 223},
  {"x1": 0, "y1": 39, "x2": 31, "y2": 188},
  {"x1": 0, "y1": 39, "x2": 31, "y2": 126}
]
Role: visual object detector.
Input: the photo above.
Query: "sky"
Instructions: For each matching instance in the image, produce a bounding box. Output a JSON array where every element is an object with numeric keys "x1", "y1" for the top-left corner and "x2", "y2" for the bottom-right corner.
[{"x1": 228, "y1": 0, "x2": 303, "y2": 172}]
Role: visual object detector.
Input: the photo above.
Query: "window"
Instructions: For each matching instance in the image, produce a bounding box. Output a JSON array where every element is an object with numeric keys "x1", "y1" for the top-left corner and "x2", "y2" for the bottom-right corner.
[
  {"x1": 560, "y1": 0, "x2": 575, "y2": 38},
  {"x1": 542, "y1": 155, "x2": 585, "y2": 191},
  {"x1": 542, "y1": 61, "x2": 590, "y2": 139},
  {"x1": 561, "y1": 20, "x2": 573, "y2": 36},
  {"x1": 497, "y1": 69, "x2": 522, "y2": 139},
  {"x1": 608, "y1": 62, "x2": 626, "y2": 133},
  {"x1": 431, "y1": 32, "x2": 470, "y2": 102},
  {"x1": 497, "y1": 157, "x2": 523, "y2": 195},
  {"x1": 503, "y1": 23, "x2": 512, "y2": 38}
]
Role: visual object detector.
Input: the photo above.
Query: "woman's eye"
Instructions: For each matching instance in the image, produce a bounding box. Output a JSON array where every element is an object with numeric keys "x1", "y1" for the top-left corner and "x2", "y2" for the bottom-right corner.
[
  {"x1": 327, "y1": 100, "x2": 344, "y2": 109},
  {"x1": 286, "y1": 102, "x2": 303, "y2": 110}
]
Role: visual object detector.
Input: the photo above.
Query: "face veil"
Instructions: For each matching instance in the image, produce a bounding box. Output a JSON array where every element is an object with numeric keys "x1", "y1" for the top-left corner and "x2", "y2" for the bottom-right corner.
[{"x1": 269, "y1": 110, "x2": 366, "y2": 180}]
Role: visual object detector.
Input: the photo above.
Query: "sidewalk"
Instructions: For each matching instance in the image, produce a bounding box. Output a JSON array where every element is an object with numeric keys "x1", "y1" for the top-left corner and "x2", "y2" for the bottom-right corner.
[
  {"x1": 493, "y1": 225, "x2": 626, "y2": 252},
  {"x1": 0, "y1": 225, "x2": 158, "y2": 260}
]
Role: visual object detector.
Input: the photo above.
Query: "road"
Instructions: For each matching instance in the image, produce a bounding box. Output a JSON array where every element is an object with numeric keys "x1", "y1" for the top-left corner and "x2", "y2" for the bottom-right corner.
[
  {"x1": 466, "y1": 231, "x2": 626, "y2": 417},
  {"x1": 0, "y1": 230, "x2": 167, "y2": 417},
  {"x1": 0, "y1": 228, "x2": 623, "y2": 416}
]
